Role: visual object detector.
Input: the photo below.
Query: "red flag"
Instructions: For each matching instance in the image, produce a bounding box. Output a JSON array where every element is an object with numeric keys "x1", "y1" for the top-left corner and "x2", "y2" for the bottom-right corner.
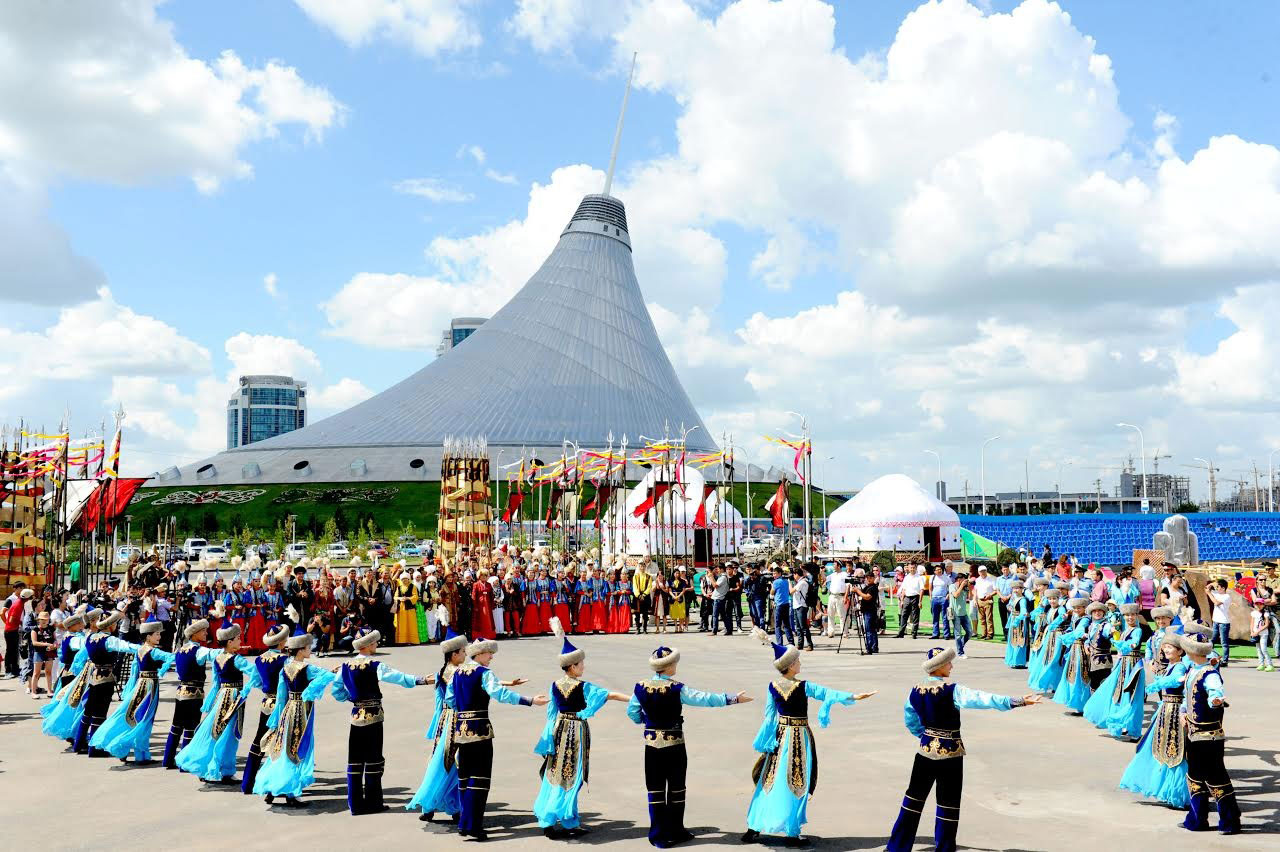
[
  {"x1": 546, "y1": 485, "x2": 564, "y2": 528},
  {"x1": 585, "y1": 483, "x2": 615, "y2": 529},
  {"x1": 501, "y1": 490, "x2": 525, "y2": 523},
  {"x1": 692, "y1": 484, "x2": 717, "y2": 528},
  {"x1": 632, "y1": 482, "x2": 671, "y2": 518},
  {"x1": 764, "y1": 480, "x2": 789, "y2": 529},
  {"x1": 77, "y1": 477, "x2": 147, "y2": 534}
]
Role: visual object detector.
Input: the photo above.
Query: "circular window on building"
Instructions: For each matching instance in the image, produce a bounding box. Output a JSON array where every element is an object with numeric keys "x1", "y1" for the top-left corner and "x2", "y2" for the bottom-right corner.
[
  {"x1": 293, "y1": 460, "x2": 311, "y2": 476},
  {"x1": 409, "y1": 458, "x2": 425, "y2": 469},
  {"x1": 350, "y1": 459, "x2": 367, "y2": 476},
  {"x1": 196, "y1": 463, "x2": 216, "y2": 481}
]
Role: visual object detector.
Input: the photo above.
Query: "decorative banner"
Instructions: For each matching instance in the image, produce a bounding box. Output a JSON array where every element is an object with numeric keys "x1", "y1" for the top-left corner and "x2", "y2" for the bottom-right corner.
[
  {"x1": 77, "y1": 477, "x2": 148, "y2": 535},
  {"x1": 763, "y1": 435, "x2": 811, "y2": 483}
]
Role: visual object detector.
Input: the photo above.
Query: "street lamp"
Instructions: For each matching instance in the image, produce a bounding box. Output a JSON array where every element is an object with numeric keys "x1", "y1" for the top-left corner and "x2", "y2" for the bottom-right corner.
[
  {"x1": 1269, "y1": 448, "x2": 1279, "y2": 513},
  {"x1": 980, "y1": 436, "x2": 1001, "y2": 516},
  {"x1": 1116, "y1": 423, "x2": 1148, "y2": 511},
  {"x1": 1194, "y1": 457, "x2": 1216, "y2": 512},
  {"x1": 1056, "y1": 461, "x2": 1072, "y2": 512},
  {"x1": 923, "y1": 449, "x2": 941, "y2": 500},
  {"x1": 822, "y1": 456, "x2": 834, "y2": 524},
  {"x1": 492, "y1": 448, "x2": 506, "y2": 546}
]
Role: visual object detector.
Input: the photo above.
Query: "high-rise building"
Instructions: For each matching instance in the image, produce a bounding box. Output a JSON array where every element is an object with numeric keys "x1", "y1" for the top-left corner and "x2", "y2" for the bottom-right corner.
[
  {"x1": 226, "y1": 375, "x2": 307, "y2": 449},
  {"x1": 436, "y1": 317, "x2": 487, "y2": 357}
]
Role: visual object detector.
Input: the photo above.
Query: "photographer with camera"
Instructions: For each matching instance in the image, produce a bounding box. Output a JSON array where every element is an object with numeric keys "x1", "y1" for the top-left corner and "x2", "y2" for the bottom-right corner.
[{"x1": 855, "y1": 569, "x2": 881, "y2": 654}]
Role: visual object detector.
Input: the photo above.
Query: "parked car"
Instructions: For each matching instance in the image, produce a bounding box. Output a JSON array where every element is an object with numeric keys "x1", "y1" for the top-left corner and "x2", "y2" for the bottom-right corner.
[
  {"x1": 531, "y1": 538, "x2": 549, "y2": 550},
  {"x1": 150, "y1": 544, "x2": 182, "y2": 563},
  {"x1": 367, "y1": 542, "x2": 389, "y2": 559},
  {"x1": 201, "y1": 545, "x2": 230, "y2": 563},
  {"x1": 396, "y1": 543, "x2": 420, "y2": 558},
  {"x1": 182, "y1": 538, "x2": 208, "y2": 560},
  {"x1": 327, "y1": 542, "x2": 350, "y2": 560},
  {"x1": 285, "y1": 541, "x2": 309, "y2": 561},
  {"x1": 114, "y1": 545, "x2": 142, "y2": 565},
  {"x1": 741, "y1": 537, "x2": 769, "y2": 557},
  {"x1": 246, "y1": 543, "x2": 276, "y2": 560}
]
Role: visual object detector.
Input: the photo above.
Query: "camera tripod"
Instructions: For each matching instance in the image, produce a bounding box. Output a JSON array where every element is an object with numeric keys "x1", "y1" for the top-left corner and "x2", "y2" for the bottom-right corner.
[{"x1": 836, "y1": 594, "x2": 866, "y2": 655}]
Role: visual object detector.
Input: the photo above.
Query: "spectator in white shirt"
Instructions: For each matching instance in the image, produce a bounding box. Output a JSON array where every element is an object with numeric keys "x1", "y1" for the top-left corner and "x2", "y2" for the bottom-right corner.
[
  {"x1": 973, "y1": 566, "x2": 997, "y2": 640},
  {"x1": 1209, "y1": 578, "x2": 1233, "y2": 666},
  {"x1": 895, "y1": 563, "x2": 925, "y2": 639}
]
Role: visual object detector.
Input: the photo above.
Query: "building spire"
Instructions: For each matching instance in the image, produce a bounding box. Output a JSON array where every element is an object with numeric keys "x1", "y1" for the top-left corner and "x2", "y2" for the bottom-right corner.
[{"x1": 603, "y1": 52, "x2": 637, "y2": 198}]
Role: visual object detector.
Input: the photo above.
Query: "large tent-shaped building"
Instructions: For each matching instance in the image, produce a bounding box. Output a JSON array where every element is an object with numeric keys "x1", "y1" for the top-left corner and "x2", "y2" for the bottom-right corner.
[
  {"x1": 828, "y1": 474, "x2": 961, "y2": 558},
  {"x1": 160, "y1": 193, "x2": 716, "y2": 486}
]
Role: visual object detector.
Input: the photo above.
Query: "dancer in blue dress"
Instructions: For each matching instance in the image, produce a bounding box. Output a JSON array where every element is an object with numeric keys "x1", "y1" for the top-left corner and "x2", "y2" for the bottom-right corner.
[
  {"x1": 1146, "y1": 606, "x2": 1182, "y2": 674},
  {"x1": 241, "y1": 623, "x2": 291, "y2": 794},
  {"x1": 72, "y1": 608, "x2": 139, "y2": 756},
  {"x1": 1083, "y1": 603, "x2": 1146, "y2": 739},
  {"x1": 886, "y1": 647, "x2": 1042, "y2": 852},
  {"x1": 1119, "y1": 631, "x2": 1190, "y2": 808},
  {"x1": 1029, "y1": 590, "x2": 1068, "y2": 692},
  {"x1": 175, "y1": 621, "x2": 261, "y2": 783},
  {"x1": 1023, "y1": 583, "x2": 1052, "y2": 684},
  {"x1": 740, "y1": 629, "x2": 872, "y2": 845},
  {"x1": 533, "y1": 618, "x2": 629, "y2": 838},
  {"x1": 90, "y1": 617, "x2": 174, "y2": 763},
  {"x1": 1002, "y1": 581, "x2": 1029, "y2": 668},
  {"x1": 253, "y1": 630, "x2": 337, "y2": 807},
  {"x1": 1051, "y1": 597, "x2": 1092, "y2": 713},
  {"x1": 40, "y1": 608, "x2": 93, "y2": 744},
  {"x1": 408, "y1": 626, "x2": 469, "y2": 823}
]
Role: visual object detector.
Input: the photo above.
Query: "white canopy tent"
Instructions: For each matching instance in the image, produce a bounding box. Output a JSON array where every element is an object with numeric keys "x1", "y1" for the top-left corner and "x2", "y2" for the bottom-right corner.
[
  {"x1": 828, "y1": 474, "x2": 960, "y2": 557},
  {"x1": 601, "y1": 463, "x2": 742, "y2": 561}
]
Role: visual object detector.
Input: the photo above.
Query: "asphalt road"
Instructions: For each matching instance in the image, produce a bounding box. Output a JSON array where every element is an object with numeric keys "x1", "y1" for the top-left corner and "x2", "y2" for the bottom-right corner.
[{"x1": 2, "y1": 628, "x2": 1276, "y2": 850}]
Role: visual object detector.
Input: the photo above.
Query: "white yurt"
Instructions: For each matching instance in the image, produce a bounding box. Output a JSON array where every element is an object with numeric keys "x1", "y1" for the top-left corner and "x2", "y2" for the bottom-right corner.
[
  {"x1": 601, "y1": 463, "x2": 742, "y2": 563},
  {"x1": 828, "y1": 474, "x2": 960, "y2": 557}
]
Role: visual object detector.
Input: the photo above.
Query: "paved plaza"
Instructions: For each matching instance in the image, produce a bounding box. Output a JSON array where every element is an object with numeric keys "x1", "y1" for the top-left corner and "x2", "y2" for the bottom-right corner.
[{"x1": 2, "y1": 630, "x2": 1276, "y2": 851}]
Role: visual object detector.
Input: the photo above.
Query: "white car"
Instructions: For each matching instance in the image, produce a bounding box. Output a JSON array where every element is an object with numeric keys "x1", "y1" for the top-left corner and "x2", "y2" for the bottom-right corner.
[
  {"x1": 285, "y1": 542, "x2": 309, "y2": 561},
  {"x1": 201, "y1": 545, "x2": 230, "y2": 563},
  {"x1": 531, "y1": 538, "x2": 549, "y2": 550},
  {"x1": 114, "y1": 545, "x2": 142, "y2": 565},
  {"x1": 327, "y1": 542, "x2": 350, "y2": 559},
  {"x1": 181, "y1": 537, "x2": 208, "y2": 560},
  {"x1": 741, "y1": 537, "x2": 770, "y2": 557},
  {"x1": 246, "y1": 543, "x2": 276, "y2": 560}
]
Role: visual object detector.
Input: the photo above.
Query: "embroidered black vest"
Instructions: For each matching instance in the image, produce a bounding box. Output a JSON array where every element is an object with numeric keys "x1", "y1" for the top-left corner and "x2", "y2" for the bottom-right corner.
[
  {"x1": 909, "y1": 681, "x2": 963, "y2": 759},
  {"x1": 634, "y1": 678, "x2": 685, "y2": 748}
]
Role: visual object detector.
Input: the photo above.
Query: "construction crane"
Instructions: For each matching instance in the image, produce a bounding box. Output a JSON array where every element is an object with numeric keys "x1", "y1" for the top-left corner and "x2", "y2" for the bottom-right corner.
[
  {"x1": 1182, "y1": 459, "x2": 1219, "y2": 511},
  {"x1": 1150, "y1": 450, "x2": 1172, "y2": 475}
]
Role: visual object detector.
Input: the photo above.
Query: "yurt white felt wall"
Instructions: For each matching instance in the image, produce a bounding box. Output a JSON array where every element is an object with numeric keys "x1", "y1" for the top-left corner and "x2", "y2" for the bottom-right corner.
[
  {"x1": 601, "y1": 464, "x2": 742, "y2": 559},
  {"x1": 828, "y1": 473, "x2": 960, "y2": 554}
]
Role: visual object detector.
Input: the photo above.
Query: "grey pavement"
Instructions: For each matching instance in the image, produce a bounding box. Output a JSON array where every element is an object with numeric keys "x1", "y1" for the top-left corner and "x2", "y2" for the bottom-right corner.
[{"x1": 2, "y1": 628, "x2": 1276, "y2": 851}]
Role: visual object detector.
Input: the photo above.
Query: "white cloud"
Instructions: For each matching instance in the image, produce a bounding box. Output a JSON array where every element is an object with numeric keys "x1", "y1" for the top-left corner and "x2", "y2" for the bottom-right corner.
[
  {"x1": 263, "y1": 273, "x2": 279, "y2": 299},
  {"x1": 294, "y1": 0, "x2": 481, "y2": 57},
  {"x1": 1172, "y1": 285, "x2": 1280, "y2": 409},
  {"x1": 458, "y1": 144, "x2": 486, "y2": 164},
  {"x1": 0, "y1": 177, "x2": 104, "y2": 304},
  {"x1": 393, "y1": 177, "x2": 474, "y2": 202},
  {"x1": 310, "y1": 377, "x2": 375, "y2": 415},
  {"x1": 484, "y1": 168, "x2": 518, "y2": 185},
  {"x1": 509, "y1": 0, "x2": 635, "y2": 53},
  {"x1": 0, "y1": 1, "x2": 343, "y2": 192}
]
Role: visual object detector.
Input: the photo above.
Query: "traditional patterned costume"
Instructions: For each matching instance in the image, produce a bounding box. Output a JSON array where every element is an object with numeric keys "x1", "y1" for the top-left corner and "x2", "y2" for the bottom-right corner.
[
  {"x1": 244, "y1": 586, "x2": 267, "y2": 651},
  {"x1": 626, "y1": 645, "x2": 744, "y2": 848},
  {"x1": 1024, "y1": 589, "x2": 1057, "y2": 686},
  {"x1": 40, "y1": 609, "x2": 92, "y2": 743},
  {"x1": 551, "y1": 575, "x2": 572, "y2": 634},
  {"x1": 407, "y1": 627, "x2": 469, "y2": 821},
  {"x1": 1083, "y1": 605, "x2": 1146, "y2": 739},
  {"x1": 1029, "y1": 593, "x2": 1069, "y2": 692},
  {"x1": 1085, "y1": 606, "x2": 1115, "y2": 689},
  {"x1": 89, "y1": 619, "x2": 173, "y2": 762},
  {"x1": 1051, "y1": 599, "x2": 1092, "y2": 713},
  {"x1": 252, "y1": 632, "x2": 337, "y2": 805},
  {"x1": 1002, "y1": 582, "x2": 1029, "y2": 668},
  {"x1": 450, "y1": 637, "x2": 541, "y2": 840},
  {"x1": 1178, "y1": 632, "x2": 1240, "y2": 834},
  {"x1": 395, "y1": 576, "x2": 421, "y2": 645},
  {"x1": 742, "y1": 631, "x2": 857, "y2": 841},
  {"x1": 163, "y1": 619, "x2": 217, "y2": 768},
  {"x1": 887, "y1": 647, "x2": 1030, "y2": 852},
  {"x1": 72, "y1": 610, "x2": 138, "y2": 756},
  {"x1": 242, "y1": 624, "x2": 291, "y2": 794},
  {"x1": 587, "y1": 574, "x2": 608, "y2": 634},
  {"x1": 523, "y1": 574, "x2": 546, "y2": 636},
  {"x1": 1119, "y1": 652, "x2": 1191, "y2": 808},
  {"x1": 471, "y1": 577, "x2": 497, "y2": 641},
  {"x1": 331, "y1": 628, "x2": 425, "y2": 815},
  {"x1": 175, "y1": 623, "x2": 261, "y2": 782}
]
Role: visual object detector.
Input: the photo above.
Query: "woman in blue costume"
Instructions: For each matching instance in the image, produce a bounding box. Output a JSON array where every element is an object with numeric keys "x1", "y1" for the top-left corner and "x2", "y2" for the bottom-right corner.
[
  {"x1": 407, "y1": 626, "x2": 469, "y2": 823},
  {"x1": 1119, "y1": 630, "x2": 1191, "y2": 807},
  {"x1": 90, "y1": 617, "x2": 174, "y2": 763},
  {"x1": 176, "y1": 621, "x2": 261, "y2": 783},
  {"x1": 1029, "y1": 590, "x2": 1069, "y2": 692},
  {"x1": 40, "y1": 608, "x2": 93, "y2": 743},
  {"x1": 740, "y1": 628, "x2": 874, "y2": 845},
  {"x1": 1145, "y1": 606, "x2": 1182, "y2": 674},
  {"x1": 1023, "y1": 582, "x2": 1053, "y2": 684},
  {"x1": 1002, "y1": 581, "x2": 1030, "y2": 668},
  {"x1": 253, "y1": 629, "x2": 336, "y2": 807},
  {"x1": 1051, "y1": 598, "x2": 1093, "y2": 713},
  {"x1": 1083, "y1": 603, "x2": 1146, "y2": 739},
  {"x1": 533, "y1": 618, "x2": 629, "y2": 838}
]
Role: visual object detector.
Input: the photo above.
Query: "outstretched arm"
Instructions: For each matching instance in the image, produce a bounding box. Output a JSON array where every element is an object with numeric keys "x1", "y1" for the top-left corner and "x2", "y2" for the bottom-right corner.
[{"x1": 954, "y1": 684, "x2": 1039, "y2": 710}]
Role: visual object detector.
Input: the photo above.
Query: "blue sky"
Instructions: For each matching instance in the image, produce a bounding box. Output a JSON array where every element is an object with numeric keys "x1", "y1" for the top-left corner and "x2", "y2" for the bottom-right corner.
[{"x1": 4, "y1": 0, "x2": 1280, "y2": 499}]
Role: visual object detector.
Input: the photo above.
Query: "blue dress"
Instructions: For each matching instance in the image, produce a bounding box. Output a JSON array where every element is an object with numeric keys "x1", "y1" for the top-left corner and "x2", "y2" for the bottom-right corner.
[
  {"x1": 406, "y1": 663, "x2": 461, "y2": 817},
  {"x1": 1024, "y1": 601, "x2": 1051, "y2": 684},
  {"x1": 744, "y1": 678, "x2": 856, "y2": 838},
  {"x1": 90, "y1": 646, "x2": 175, "y2": 760},
  {"x1": 1083, "y1": 626, "x2": 1145, "y2": 737},
  {"x1": 1052, "y1": 615, "x2": 1092, "y2": 712},
  {"x1": 41, "y1": 633, "x2": 88, "y2": 740},
  {"x1": 176, "y1": 651, "x2": 261, "y2": 780},
  {"x1": 253, "y1": 660, "x2": 336, "y2": 797},
  {"x1": 1003, "y1": 597, "x2": 1030, "y2": 668},
  {"x1": 1029, "y1": 610, "x2": 1068, "y2": 692},
  {"x1": 533, "y1": 677, "x2": 611, "y2": 829},
  {"x1": 1119, "y1": 660, "x2": 1190, "y2": 807}
]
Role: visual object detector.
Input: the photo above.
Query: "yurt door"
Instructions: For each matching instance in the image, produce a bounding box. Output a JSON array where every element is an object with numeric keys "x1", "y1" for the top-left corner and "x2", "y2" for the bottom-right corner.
[
  {"x1": 693, "y1": 529, "x2": 712, "y2": 567},
  {"x1": 923, "y1": 527, "x2": 942, "y2": 560}
]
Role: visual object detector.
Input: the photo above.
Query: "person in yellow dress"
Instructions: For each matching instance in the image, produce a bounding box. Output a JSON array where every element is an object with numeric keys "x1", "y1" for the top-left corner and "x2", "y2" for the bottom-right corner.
[{"x1": 394, "y1": 571, "x2": 421, "y2": 645}]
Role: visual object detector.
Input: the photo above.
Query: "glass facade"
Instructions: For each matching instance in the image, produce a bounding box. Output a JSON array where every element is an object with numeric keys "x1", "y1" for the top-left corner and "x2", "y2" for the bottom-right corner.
[
  {"x1": 452, "y1": 326, "x2": 476, "y2": 347},
  {"x1": 248, "y1": 408, "x2": 301, "y2": 443},
  {"x1": 226, "y1": 408, "x2": 238, "y2": 449},
  {"x1": 227, "y1": 377, "x2": 307, "y2": 449},
  {"x1": 250, "y1": 387, "x2": 299, "y2": 406}
]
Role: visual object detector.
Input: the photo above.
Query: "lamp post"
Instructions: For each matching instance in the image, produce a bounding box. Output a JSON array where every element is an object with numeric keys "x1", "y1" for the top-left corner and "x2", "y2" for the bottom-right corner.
[
  {"x1": 1269, "y1": 448, "x2": 1279, "y2": 513},
  {"x1": 1117, "y1": 423, "x2": 1148, "y2": 511},
  {"x1": 1194, "y1": 457, "x2": 1216, "y2": 512},
  {"x1": 821, "y1": 456, "x2": 834, "y2": 525},
  {"x1": 924, "y1": 449, "x2": 941, "y2": 500},
  {"x1": 1056, "y1": 461, "x2": 1072, "y2": 513},
  {"x1": 980, "y1": 436, "x2": 1001, "y2": 516},
  {"x1": 492, "y1": 448, "x2": 506, "y2": 547}
]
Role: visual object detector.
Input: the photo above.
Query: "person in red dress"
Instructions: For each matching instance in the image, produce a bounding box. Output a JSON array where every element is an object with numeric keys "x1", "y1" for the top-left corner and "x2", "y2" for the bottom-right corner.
[
  {"x1": 552, "y1": 568, "x2": 574, "y2": 632},
  {"x1": 471, "y1": 568, "x2": 497, "y2": 640},
  {"x1": 536, "y1": 566, "x2": 554, "y2": 634},
  {"x1": 611, "y1": 568, "x2": 633, "y2": 633},
  {"x1": 244, "y1": 571, "x2": 267, "y2": 651}
]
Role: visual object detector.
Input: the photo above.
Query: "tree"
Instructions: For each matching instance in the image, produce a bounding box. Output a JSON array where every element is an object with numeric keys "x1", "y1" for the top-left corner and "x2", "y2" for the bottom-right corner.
[
  {"x1": 273, "y1": 522, "x2": 286, "y2": 558},
  {"x1": 996, "y1": 547, "x2": 1020, "y2": 570},
  {"x1": 870, "y1": 550, "x2": 896, "y2": 573},
  {"x1": 319, "y1": 517, "x2": 339, "y2": 553},
  {"x1": 1172, "y1": 501, "x2": 1200, "y2": 514}
]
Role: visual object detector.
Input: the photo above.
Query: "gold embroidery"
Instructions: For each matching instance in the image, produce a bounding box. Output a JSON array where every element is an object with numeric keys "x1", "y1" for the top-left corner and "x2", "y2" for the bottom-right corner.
[
  {"x1": 785, "y1": 724, "x2": 807, "y2": 797},
  {"x1": 771, "y1": 678, "x2": 802, "y2": 700},
  {"x1": 643, "y1": 728, "x2": 684, "y2": 748},
  {"x1": 640, "y1": 678, "x2": 678, "y2": 693},
  {"x1": 555, "y1": 676, "x2": 581, "y2": 700},
  {"x1": 66, "y1": 667, "x2": 92, "y2": 708},
  {"x1": 1152, "y1": 698, "x2": 1184, "y2": 768},
  {"x1": 209, "y1": 686, "x2": 243, "y2": 741},
  {"x1": 124, "y1": 676, "x2": 157, "y2": 727},
  {"x1": 913, "y1": 682, "x2": 945, "y2": 695},
  {"x1": 545, "y1": 714, "x2": 589, "y2": 791}
]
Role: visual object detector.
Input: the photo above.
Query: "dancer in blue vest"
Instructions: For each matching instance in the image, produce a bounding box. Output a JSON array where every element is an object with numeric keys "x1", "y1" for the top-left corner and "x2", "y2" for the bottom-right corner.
[
  {"x1": 175, "y1": 621, "x2": 260, "y2": 783},
  {"x1": 90, "y1": 616, "x2": 174, "y2": 763},
  {"x1": 741, "y1": 628, "x2": 872, "y2": 845},
  {"x1": 1083, "y1": 603, "x2": 1146, "y2": 739},
  {"x1": 886, "y1": 647, "x2": 1041, "y2": 852},
  {"x1": 163, "y1": 616, "x2": 217, "y2": 769},
  {"x1": 1083, "y1": 601, "x2": 1114, "y2": 690},
  {"x1": 40, "y1": 608, "x2": 92, "y2": 744},
  {"x1": 331, "y1": 627, "x2": 432, "y2": 815},
  {"x1": 451, "y1": 637, "x2": 547, "y2": 840},
  {"x1": 72, "y1": 608, "x2": 139, "y2": 756},
  {"x1": 534, "y1": 618, "x2": 629, "y2": 838},
  {"x1": 253, "y1": 629, "x2": 337, "y2": 807},
  {"x1": 408, "y1": 625, "x2": 469, "y2": 823},
  {"x1": 1051, "y1": 597, "x2": 1092, "y2": 713},
  {"x1": 1119, "y1": 630, "x2": 1190, "y2": 808},
  {"x1": 1177, "y1": 631, "x2": 1240, "y2": 834},
  {"x1": 241, "y1": 622, "x2": 291, "y2": 794},
  {"x1": 627, "y1": 644, "x2": 751, "y2": 848},
  {"x1": 1002, "y1": 581, "x2": 1030, "y2": 668}
]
